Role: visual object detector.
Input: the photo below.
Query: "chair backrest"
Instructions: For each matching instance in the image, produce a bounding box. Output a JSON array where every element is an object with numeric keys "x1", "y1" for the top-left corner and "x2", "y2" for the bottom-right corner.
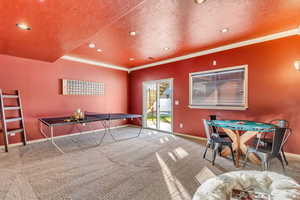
[
  {"x1": 209, "y1": 115, "x2": 217, "y2": 133},
  {"x1": 271, "y1": 127, "x2": 289, "y2": 157},
  {"x1": 270, "y1": 119, "x2": 289, "y2": 128},
  {"x1": 203, "y1": 119, "x2": 212, "y2": 140}
]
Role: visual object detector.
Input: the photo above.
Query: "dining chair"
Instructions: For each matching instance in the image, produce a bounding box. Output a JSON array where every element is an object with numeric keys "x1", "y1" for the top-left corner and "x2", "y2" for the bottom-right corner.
[
  {"x1": 269, "y1": 119, "x2": 290, "y2": 165},
  {"x1": 209, "y1": 115, "x2": 228, "y2": 138},
  {"x1": 244, "y1": 127, "x2": 290, "y2": 171},
  {"x1": 202, "y1": 119, "x2": 236, "y2": 166},
  {"x1": 253, "y1": 119, "x2": 291, "y2": 165}
]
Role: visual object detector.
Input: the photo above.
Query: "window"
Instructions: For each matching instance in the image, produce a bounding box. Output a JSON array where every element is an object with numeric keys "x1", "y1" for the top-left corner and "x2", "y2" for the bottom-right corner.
[{"x1": 189, "y1": 65, "x2": 248, "y2": 110}]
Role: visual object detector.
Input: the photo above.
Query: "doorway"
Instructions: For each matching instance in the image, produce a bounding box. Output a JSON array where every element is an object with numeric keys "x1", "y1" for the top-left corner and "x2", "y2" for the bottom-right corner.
[{"x1": 143, "y1": 79, "x2": 173, "y2": 132}]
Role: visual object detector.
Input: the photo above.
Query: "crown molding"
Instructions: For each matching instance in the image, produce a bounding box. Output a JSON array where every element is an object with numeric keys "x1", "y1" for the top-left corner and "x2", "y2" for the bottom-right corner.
[
  {"x1": 61, "y1": 28, "x2": 299, "y2": 73},
  {"x1": 61, "y1": 55, "x2": 129, "y2": 72},
  {"x1": 129, "y1": 28, "x2": 300, "y2": 72}
]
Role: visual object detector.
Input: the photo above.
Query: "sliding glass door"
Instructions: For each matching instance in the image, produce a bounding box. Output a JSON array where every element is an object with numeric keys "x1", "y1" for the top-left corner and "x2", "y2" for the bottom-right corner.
[
  {"x1": 143, "y1": 79, "x2": 173, "y2": 132},
  {"x1": 144, "y1": 82, "x2": 158, "y2": 129}
]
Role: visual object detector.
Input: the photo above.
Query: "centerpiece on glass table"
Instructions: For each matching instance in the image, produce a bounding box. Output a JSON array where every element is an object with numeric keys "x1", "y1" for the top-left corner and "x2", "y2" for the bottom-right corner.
[
  {"x1": 72, "y1": 108, "x2": 85, "y2": 120},
  {"x1": 64, "y1": 109, "x2": 85, "y2": 122}
]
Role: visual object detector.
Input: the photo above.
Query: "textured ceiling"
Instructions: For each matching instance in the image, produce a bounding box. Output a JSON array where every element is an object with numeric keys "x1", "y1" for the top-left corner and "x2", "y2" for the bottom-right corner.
[{"x1": 1, "y1": 0, "x2": 300, "y2": 68}]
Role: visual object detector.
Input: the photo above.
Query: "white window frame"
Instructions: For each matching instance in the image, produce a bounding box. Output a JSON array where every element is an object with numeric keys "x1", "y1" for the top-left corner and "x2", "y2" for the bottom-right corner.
[{"x1": 189, "y1": 65, "x2": 248, "y2": 110}]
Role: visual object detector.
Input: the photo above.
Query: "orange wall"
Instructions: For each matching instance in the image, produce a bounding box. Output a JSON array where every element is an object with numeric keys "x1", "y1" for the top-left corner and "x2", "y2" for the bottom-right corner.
[
  {"x1": 0, "y1": 55, "x2": 128, "y2": 145},
  {"x1": 129, "y1": 35, "x2": 300, "y2": 154}
]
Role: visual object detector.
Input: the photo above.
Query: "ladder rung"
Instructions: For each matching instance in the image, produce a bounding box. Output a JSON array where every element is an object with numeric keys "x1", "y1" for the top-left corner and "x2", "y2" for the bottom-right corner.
[
  {"x1": 5, "y1": 117, "x2": 22, "y2": 123},
  {"x1": 3, "y1": 95, "x2": 19, "y2": 98},
  {"x1": 7, "y1": 128, "x2": 24, "y2": 135},
  {"x1": 4, "y1": 106, "x2": 21, "y2": 110}
]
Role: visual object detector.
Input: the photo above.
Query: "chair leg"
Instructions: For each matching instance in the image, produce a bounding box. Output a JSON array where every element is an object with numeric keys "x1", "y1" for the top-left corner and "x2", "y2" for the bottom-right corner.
[
  {"x1": 261, "y1": 158, "x2": 267, "y2": 171},
  {"x1": 218, "y1": 144, "x2": 223, "y2": 156},
  {"x1": 212, "y1": 148, "x2": 217, "y2": 166},
  {"x1": 277, "y1": 154, "x2": 285, "y2": 173},
  {"x1": 265, "y1": 161, "x2": 269, "y2": 171},
  {"x1": 281, "y1": 149, "x2": 288, "y2": 166},
  {"x1": 212, "y1": 143, "x2": 219, "y2": 166},
  {"x1": 266, "y1": 158, "x2": 270, "y2": 170},
  {"x1": 229, "y1": 145, "x2": 236, "y2": 166},
  {"x1": 243, "y1": 149, "x2": 249, "y2": 168},
  {"x1": 203, "y1": 143, "x2": 210, "y2": 159},
  {"x1": 264, "y1": 157, "x2": 270, "y2": 171}
]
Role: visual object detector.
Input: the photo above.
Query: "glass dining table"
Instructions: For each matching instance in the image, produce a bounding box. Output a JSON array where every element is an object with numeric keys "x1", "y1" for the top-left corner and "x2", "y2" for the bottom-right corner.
[{"x1": 208, "y1": 120, "x2": 276, "y2": 167}]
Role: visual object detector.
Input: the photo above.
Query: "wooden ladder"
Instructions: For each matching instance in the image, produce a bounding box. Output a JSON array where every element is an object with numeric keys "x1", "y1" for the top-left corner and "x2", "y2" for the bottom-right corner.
[{"x1": 0, "y1": 89, "x2": 27, "y2": 152}]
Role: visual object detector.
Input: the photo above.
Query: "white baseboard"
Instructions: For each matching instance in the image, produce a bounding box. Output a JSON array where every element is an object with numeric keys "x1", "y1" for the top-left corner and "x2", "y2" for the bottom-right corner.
[
  {"x1": 173, "y1": 132, "x2": 300, "y2": 160},
  {"x1": 174, "y1": 132, "x2": 207, "y2": 141},
  {"x1": 127, "y1": 124, "x2": 140, "y2": 128},
  {"x1": 0, "y1": 124, "x2": 130, "y2": 150},
  {"x1": 284, "y1": 152, "x2": 300, "y2": 160}
]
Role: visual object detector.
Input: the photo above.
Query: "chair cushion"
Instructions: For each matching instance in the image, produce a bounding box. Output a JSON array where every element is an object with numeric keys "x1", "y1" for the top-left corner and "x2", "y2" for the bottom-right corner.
[
  {"x1": 248, "y1": 145, "x2": 272, "y2": 154},
  {"x1": 253, "y1": 137, "x2": 273, "y2": 147},
  {"x1": 192, "y1": 170, "x2": 300, "y2": 200},
  {"x1": 218, "y1": 132, "x2": 229, "y2": 138},
  {"x1": 211, "y1": 136, "x2": 232, "y2": 145}
]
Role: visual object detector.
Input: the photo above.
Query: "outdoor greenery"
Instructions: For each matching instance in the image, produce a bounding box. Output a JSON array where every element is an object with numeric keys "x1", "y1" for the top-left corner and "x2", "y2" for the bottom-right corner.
[
  {"x1": 147, "y1": 115, "x2": 171, "y2": 123},
  {"x1": 146, "y1": 81, "x2": 171, "y2": 126}
]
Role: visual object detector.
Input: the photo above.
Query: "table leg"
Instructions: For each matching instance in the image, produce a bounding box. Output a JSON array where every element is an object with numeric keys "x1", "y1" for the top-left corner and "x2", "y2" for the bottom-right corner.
[
  {"x1": 221, "y1": 128, "x2": 238, "y2": 156},
  {"x1": 222, "y1": 129, "x2": 261, "y2": 165},
  {"x1": 39, "y1": 122, "x2": 64, "y2": 153},
  {"x1": 240, "y1": 131, "x2": 261, "y2": 164},
  {"x1": 107, "y1": 119, "x2": 118, "y2": 141},
  {"x1": 39, "y1": 122, "x2": 49, "y2": 139},
  {"x1": 137, "y1": 118, "x2": 143, "y2": 137},
  {"x1": 220, "y1": 128, "x2": 240, "y2": 167},
  {"x1": 50, "y1": 126, "x2": 64, "y2": 154},
  {"x1": 96, "y1": 120, "x2": 108, "y2": 145},
  {"x1": 221, "y1": 129, "x2": 262, "y2": 167},
  {"x1": 107, "y1": 118, "x2": 143, "y2": 142},
  {"x1": 236, "y1": 130, "x2": 241, "y2": 167}
]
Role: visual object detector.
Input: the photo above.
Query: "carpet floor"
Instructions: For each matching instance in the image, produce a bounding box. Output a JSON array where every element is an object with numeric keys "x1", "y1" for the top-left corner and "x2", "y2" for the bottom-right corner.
[{"x1": 0, "y1": 127, "x2": 299, "y2": 200}]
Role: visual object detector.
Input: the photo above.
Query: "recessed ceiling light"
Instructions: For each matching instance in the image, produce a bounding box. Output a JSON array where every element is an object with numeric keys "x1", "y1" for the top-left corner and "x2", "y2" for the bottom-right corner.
[
  {"x1": 164, "y1": 47, "x2": 170, "y2": 50},
  {"x1": 195, "y1": 0, "x2": 206, "y2": 4},
  {"x1": 129, "y1": 31, "x2": 137, "y2": 36},
  {"x1": 221, "y1": 28, "x2": 229, "y2": 33},
  {"x1": 97, "y1": 49, "x2": 102, "y2": 52},
  {"x1": 88, "y1": 43, "x2": 96, "y2": 48},
  {"x1": 16, "y1": 23, "x2": 31, "y2": 30},
  {"x1": 129, "y1": 58, "x2": 135, "y2": 61}
]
